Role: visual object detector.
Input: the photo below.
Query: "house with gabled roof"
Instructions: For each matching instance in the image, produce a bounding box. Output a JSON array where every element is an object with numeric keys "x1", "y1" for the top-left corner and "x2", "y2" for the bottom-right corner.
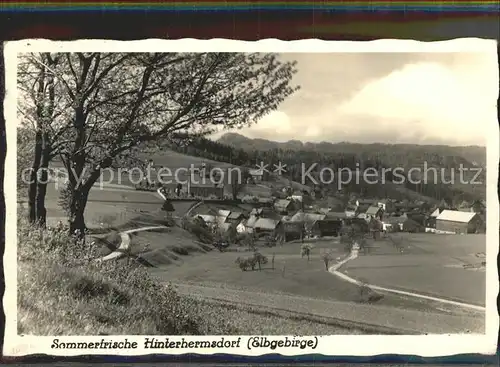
[
  {"x1": 226, "y1": 211, "x2": 245, "y2": 223},
  {"x1": 365, "y1": 205, "x2": 384, "y2": 220},
  {"x1": 311, "y1": 219, "x2": 342, "y2": 237},
  {"x1": 435, "y1": 210, "x2": 484, "y2": 234},
  {"x1": 274, "y1": 199, "x2": 295, "y2": 215}
]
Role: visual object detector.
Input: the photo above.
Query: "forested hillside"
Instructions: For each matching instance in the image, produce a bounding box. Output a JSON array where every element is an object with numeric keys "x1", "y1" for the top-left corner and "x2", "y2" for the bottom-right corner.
[{"x1": 144, "y1": 132, "x2": 486, "y2": 203}]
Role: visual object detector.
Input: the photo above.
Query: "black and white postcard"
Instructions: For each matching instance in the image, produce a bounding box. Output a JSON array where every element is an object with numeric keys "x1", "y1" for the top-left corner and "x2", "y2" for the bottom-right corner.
[{"x1": 2, "y1": 38, "x2": 498, "y2": 357}]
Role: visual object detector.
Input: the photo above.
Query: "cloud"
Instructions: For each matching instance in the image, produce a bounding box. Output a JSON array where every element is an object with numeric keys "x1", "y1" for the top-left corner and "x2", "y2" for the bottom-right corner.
[
  {"x1": 234, "y1": 52, "x2": 497, "y2": 146},
  {"x1": 337, "y1": 60, "x2": 496, "y2": 145},
  {"x1": 240, "y1": 111, "x2": 293, "y2": 141}
]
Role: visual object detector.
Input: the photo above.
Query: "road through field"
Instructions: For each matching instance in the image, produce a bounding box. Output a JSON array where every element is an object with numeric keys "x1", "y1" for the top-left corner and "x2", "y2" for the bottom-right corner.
[
  {"x1": 329, "y1": 244, "x2": 486, "y2": 312},
  {"x1": 172, "y1": 282, "x2": 484, "y2": 334}
]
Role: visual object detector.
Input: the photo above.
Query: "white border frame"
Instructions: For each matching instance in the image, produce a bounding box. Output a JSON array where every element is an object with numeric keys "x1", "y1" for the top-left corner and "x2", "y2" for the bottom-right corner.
[{"x1": 3, "y1": 38, "x2": 499, "y2": 357}]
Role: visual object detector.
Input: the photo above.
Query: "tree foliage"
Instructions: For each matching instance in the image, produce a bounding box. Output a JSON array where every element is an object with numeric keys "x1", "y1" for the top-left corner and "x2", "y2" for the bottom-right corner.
[{"x1": 18, "y1": 52, "x2": 299, "y2": 235}]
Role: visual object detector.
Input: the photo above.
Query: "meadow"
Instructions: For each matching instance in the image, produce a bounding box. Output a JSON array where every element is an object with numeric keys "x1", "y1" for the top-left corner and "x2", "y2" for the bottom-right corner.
[{"x1": 343, "y1": 233, "x2": 487, "y2": 306}]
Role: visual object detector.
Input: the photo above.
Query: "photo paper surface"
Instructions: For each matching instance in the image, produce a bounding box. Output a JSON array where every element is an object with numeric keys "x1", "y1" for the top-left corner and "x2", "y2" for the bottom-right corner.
[{"x1": 3, "y1": 38, "x2": 499, "y2": 357}]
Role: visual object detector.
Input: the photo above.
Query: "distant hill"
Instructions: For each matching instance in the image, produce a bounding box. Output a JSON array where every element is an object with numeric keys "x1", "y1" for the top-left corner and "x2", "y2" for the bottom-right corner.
[
  {"x1": 217, "y1": 132, "x2": 486, "y2": 201},
  {"x1": 218, "y1": 133, "x2": 487, "y2": 168}
]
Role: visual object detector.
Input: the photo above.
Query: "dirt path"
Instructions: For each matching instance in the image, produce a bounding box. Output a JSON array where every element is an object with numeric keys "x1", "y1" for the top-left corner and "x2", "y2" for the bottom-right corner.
[
  {"x1": 328, "y1": 243, "x2": 486, "y2": 312},
  {"x1": 97, "y1": 226, "x2": 170, "y2": 262}
]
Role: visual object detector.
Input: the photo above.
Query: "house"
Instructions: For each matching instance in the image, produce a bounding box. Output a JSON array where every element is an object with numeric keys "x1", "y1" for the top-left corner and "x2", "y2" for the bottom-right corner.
[
  {"x1": 217, "y1": 222, "x2": 236, "y2": 235},
  {"x1": 193, "y1": 214, "x2": 216, "y2": 225},
  {"x1": 356, "y1": 203, "x2": 371, "y2": 215},
  {"x1": 343, "y1": 217, "x2": 370, "y2": 233},
  {"x1": 381, "y1": 213, "x2": 408, "y2": 232},
  {"x1": 356, "y1": 199, "x2": 376, "y2": 207},
  {"x1": 289, "y1": 211, "x2": 326, "y2": 225},
  {"x1": 376, "y1": 199, "x2": 393, "y2": 212},
  {"x1": 274, "y1": 199, "x2": 295, "y2": 214},
  {"x1": 325, "y1": 212, "x2": 347, "y2": 221},
  {"x1": 250, "y1": 208, "x2": 264, "y2": 217},
  {"x1": 226, "y1": 211, "x2": 245, "y2": 223},
  {"x1": 430, "y1": 207, "x2": 443, "y2": 218},
  {"x1": 288, "y1": 211, "x2": 326, "y2": 234},
  {"x1": 315, "y1": 196, "x2": 345, "y2": 212},
  {"x1": 217, "y1": 209, "x2": 231, "y2": 218},
  {"x1": 258, "y1": 197, "x2": 274, "y2": 207},
  {"x1": 248, "y1": 168, "x2": 267, "y2": 182},
  {"x1": 287, "y1": 190, "x2": 313, "y2": 205},
  {"x1": 312, "y1": 219, "x2": 342, "y2": 237},
  {"x1": 427, "y1": 207, "x2": 445, "y2": 228},
  {"x1": 288, "y1": 190, "x2": 304, "y2": 202},
  {"x1": 344, "y1": 206, "x2": 357, "y2": 218},
  {"x1": 365, "y1": 205, "x2": 384, "y2": 220},
  {"x1": 237, "y1": 215, "x2": 259, "y2": 233},
  {"x1": 402, "y1": 217, "x2": 425, "y2": 233},
  {"x1": 406, "y1": 212, "x2": 428, "y2": 227},
  {"x1": 253, "y1": 218, "x2": 283, "y2": 236},
  {"x1": 283, "y1": 221, "x2": 305, "y2": 241},
  {"x1": 435, "y1": 210, "x2": 484, "y2": 234}
]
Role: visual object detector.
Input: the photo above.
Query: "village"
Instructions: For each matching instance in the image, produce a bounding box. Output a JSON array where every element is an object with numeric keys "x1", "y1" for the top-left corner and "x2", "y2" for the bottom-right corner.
[{"x1": 143, "y1": 162, "x2": 487, "y2": 248}]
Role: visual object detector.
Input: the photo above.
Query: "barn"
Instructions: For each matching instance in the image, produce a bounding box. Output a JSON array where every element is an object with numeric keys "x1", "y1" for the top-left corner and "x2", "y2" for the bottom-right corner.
[
  {"x1": 311, "y1": 219, "x2": 342, "y2": 237},
  {"x1": 435, "y1": 210, "x2": 484, "y2": 234}
]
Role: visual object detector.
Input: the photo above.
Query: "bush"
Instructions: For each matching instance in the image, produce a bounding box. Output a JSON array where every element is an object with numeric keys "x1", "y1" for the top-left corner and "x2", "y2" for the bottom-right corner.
[
  {"x1": 356, "y1": 280, "x2": 384, "y2": 304},
  {"x1": 182, "y1": 218, "x2": 214, "y2": 244},
  {"x1": 17, "y1": 217, "x2": 234, "y2": 335}
]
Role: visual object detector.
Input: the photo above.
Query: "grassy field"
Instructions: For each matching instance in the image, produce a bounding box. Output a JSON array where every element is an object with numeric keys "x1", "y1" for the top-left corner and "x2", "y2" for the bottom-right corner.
[
  {"x1": 17, "y1": 219, "x2": 372, "y2": 336},
  {"x1": 343, "y1": 233, "x2": 486, "y2": 306},
  {"x1": 38, "y1": 181, "x2": 197, "y2": 229},
  {"x1": 136, "y1": 236, "x2": 472, "y2": 315}
]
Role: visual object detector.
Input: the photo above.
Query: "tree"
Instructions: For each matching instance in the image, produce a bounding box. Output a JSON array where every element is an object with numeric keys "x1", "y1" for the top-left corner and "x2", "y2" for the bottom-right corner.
[
  {"x1": 300, "y1": 243, "x2": 313, "y2": 261},
  {"x1": 341, "y1": 224, "x2": 366, "y2": 253},
  {"x1": 17, "y1": 53, "x2": 70, "y2": 226},
  {"x1": 253, "y1": 251, "x2": 267, "y2": 271},
  {"x1": 161, "y1": 200, "x2": 175, "y2": 219},
  {"x1": 320, "y1": 249, "x2": 334, "y2": 270},
  {"x1": 21, "y1": 52, "x2": 298, "y2": 238},
  {"x1": 231, "y1": 167, "x2": 250, "y2": 200}
]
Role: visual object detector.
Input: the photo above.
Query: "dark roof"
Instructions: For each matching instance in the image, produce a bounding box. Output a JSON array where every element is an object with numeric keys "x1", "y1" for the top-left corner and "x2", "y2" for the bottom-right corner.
[
  {"x1": 227, "y1": 211, "x2": 244, "y2": 220},
  {"x1": 358, "y1": 199, "x2": 376, "y2": 205},
  {"x1": 406, "y1": 213, "x2": 427, "y2": 225},
  {"x1": 315, "y1": 219, "x2": 342, "y2": 231},
  {"x1": 274, "y1": 199, "x2": 292, "y2": 210},
  {"x1": 325, "y1": 212, "x2": 347, "y2": 219},
  {"x1": 357, "y1": 204, "x2": 371, "y2": 212}
]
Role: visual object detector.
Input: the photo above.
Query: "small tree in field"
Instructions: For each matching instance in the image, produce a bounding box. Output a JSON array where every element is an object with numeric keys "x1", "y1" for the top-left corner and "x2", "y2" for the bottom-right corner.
[
  {"x1": 320, "y1": 249, "x2": 334, "y2": 271},
  {"x1": 253, "y1": 251, "x2": 267, "y2": 271},
  {"x1": 300, "y1": 243, "x2": 313, "y2": 261},
  {"x1": 340, "y1": 224, "x2": 366, "y2": 253}
]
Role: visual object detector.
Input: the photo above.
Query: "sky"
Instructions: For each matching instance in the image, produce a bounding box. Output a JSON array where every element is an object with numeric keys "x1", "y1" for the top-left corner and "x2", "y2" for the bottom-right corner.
[{"x1": 213, "y1": 51, "x2": 498, "y2": 146}]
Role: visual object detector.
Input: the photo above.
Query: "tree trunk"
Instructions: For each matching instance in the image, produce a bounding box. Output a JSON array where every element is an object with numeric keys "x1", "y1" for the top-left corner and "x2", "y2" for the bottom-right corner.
[
  {"x1": 35, "y1": 133, "x2": 51, "y2": 227},
  {"x1": 68, "y1": 188, "x2": 89, "y2": 239},
  {"x1": 28, "y1": 130, "x2": 42, "y2": 223}
]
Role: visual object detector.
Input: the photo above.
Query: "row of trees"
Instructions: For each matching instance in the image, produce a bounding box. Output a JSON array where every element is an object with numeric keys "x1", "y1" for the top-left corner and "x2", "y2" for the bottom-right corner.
[{"x1": 18, "y1": 52, "x2": 299, "y2": 238}]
